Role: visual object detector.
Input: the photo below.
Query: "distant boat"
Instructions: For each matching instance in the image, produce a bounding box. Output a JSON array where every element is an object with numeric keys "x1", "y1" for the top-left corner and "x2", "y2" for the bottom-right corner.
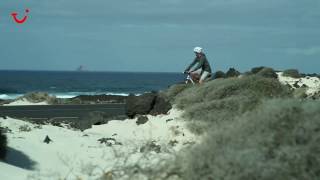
[{"x1": 76, "y1": 65, "x2": 85, "y2": 71}]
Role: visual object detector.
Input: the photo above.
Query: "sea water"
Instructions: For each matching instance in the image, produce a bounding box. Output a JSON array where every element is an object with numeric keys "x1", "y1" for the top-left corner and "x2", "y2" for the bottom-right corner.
[{"x1": 0, "y1": 70, "x2": 184, "y2": 99}]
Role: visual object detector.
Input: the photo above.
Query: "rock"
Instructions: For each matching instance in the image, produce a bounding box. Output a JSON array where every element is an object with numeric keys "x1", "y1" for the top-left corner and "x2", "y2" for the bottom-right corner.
[
  {"x1": 136, "y1": 115, "x2": 149, "y2": 125},
  {"x1": 226, "y1": 68, "x2": 240, "y2": 78},
  {"x1": 125, "y1": 92, "x2": 157, "y2": 118},
  {"x1": 150, "y1": 95, "x2": 172, "y2": 115},
  {"x1": 140, "y1": 141, "x2": 161, "y2": 153},
  {"x1": 213, "y1": 71, "x2": 226, "y2": 79},
  {"x1": 43, "y1": 135, "x2": 52, "y2": 144},
  {"x1": 293, "y1": 81, "x2": 300, "y2": 88},
  {"x1": 0, "y1": 126, "x2": 12, "y2": 133},
  {"x1": 168, "y1": 140, "x2": 179, "y2": 147},
  {"x1": 0, "y1": 129, "x2": 7, "y2": 160},
  {"x1": 256, "y1": 67, "x2": 278, "y2": 79},
  {"x1": 251, "y1": 66, "x2": 266, "y2": 74},
  {"x1": 70, "y1": 95, "x2": 127, "y2": 104},
  {"x1": 98, "y1": 137, "x2": 122, "y2": 146},
  {"x1": 282, "y1": 69, "x2": 301, "y2": 78},
  {"x1": 75, "y1": 112, "x2": 127, "y2": 131},
  {"x1": 166, "y1": 118, "x2": 174, "y2": 123}
]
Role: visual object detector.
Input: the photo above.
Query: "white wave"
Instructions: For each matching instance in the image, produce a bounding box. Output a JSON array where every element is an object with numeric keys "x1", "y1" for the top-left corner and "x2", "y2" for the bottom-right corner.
[
  {"x1": 49, "y1": 92, "x2": 136, "y2": 99},
  {"x1": 0, "y1": 94, "x2": 23, "y2": 100}
]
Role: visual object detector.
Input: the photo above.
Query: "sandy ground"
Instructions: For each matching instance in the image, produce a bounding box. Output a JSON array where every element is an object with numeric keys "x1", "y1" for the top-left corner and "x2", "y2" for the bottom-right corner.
[
  {"x1": 277, "y1": 72, "x2": 320, "y2": 96},
  {"x1": 3, "y1": 98, "x2": 48, "y2": 106},
  {"x1": 0, "y1": 108, "x2": 198, "y2": 180},
  {"x1": 1, "y1": 72, "x2": 319, "y2": 179}
]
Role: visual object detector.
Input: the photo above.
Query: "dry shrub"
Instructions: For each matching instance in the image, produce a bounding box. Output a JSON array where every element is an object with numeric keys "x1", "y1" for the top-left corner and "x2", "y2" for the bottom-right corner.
[
  {"x1": 174, "y1": 75, "x2": 291, "y2": 133},
  {"x1": 165, "y1": 84, "x2": 192, "y2": 101},
  {"x1": 176, "y1": 99, "x2": 320, "y2": 180},
  {"x1": 20, "y1": 92, "x2": 57, "y2": 104}
]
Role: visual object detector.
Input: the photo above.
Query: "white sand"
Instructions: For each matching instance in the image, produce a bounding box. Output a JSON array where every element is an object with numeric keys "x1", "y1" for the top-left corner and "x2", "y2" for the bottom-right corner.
[
  {"x1": 277, "y1": 72, "x2": 320, "y2": 96},
  {"x1": 3, "y1": 98, "x2": 48, "y2": 106},
  {"x1": 0, "y1": 108, "x2": 198, "y2": 180}
]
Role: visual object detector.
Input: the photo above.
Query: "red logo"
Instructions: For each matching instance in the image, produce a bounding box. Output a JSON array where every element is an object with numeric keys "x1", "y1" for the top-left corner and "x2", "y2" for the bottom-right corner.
[{"x1": 11, "y1": 9, "x2": 30, "y2": 24}]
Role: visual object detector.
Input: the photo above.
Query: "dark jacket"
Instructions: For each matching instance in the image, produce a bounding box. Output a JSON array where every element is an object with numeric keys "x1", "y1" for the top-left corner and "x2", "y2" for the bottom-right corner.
[{"x1": 185, "y1": 54, "x2": 212, "y2": 73}]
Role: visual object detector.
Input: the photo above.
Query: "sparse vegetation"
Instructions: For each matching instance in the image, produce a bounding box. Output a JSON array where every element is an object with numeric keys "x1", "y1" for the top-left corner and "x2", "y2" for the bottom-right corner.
[
  {"x1": 113, "y1": 73, "x2": 320, "y2": 180},
  {"x1": 165, "y1": 84, "x2": 192, "y2": 101},
  {"x1": 19, "y1": 124, "x2": 32, "y2": 132},
  {"x1": 19, "y1": 92, "x2": 57, "y2": 104},
  {"x1": 173, "y1": 75, "x2": 291, "y2": 133},
  {"x1": 173, "y1": 99, "x2": 320, "y2": 180}
]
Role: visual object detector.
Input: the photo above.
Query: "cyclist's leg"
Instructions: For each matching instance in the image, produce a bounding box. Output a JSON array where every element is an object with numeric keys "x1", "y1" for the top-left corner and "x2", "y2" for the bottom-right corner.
[{"x1": 199, "y1": 71, "x2": 210, "y2": 84}]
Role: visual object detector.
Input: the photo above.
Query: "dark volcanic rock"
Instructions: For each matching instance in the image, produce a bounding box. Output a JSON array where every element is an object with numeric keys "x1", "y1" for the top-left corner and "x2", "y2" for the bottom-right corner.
[
  {"x1": 213, "y1": 71, "x2": 226, "y2": 79},
  {"x1": 71, "y1": 95, "x2": 127, "y2": 104},
  {"x1": 150, "y1": 95, "x2": 172, "y2": 115},
  {"x1": 125, "y1": 92, "x2": 157, "y2": 118},
  {"x1": 0, "y1": 129, "x2": 7, "y2": 160},
  {"x1": 282, "y1": 69, "x2": 301, "y2": 78},
  {"x1": 136, "y1": 115, "x2": 149, "y2": 125},
  {"x1": 256, "y1": 68, "x2": 278, "y2": 79},
  {"x1": 226, "y1": 68, "x2": 240, "y2": 78},
  {"x1": 251, "y1": 66, "x2": 266, "y2": 74},
  {"x1": 98, "y1": 137, "x2": 122, "y2": 146},
  {"x1": 43, "y1": 135, "x2": 52, "y2": 144},
  {"x1": 75, "y1": 111, "x2": 128, "y2": 131},
  {"x1": 140, "y1": 141, "x2": 161, "y2": 153}
]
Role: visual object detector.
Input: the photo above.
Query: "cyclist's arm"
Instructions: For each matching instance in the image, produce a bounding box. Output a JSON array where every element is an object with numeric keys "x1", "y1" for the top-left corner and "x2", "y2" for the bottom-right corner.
[{"x1": 185, "y1": 58, "x2": 197, "y2": 72}]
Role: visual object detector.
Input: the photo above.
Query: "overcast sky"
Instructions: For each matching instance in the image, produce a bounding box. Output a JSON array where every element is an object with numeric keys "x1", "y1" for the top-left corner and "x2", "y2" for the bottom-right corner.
[{"x1": 0, "y1": 0, "x2": 319, "y2": 73}]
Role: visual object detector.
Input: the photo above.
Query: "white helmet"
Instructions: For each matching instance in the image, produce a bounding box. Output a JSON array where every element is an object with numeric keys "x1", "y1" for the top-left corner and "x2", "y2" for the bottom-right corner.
[{"x1": 193, "y1": 47, "x2": 203, "y2": 53}]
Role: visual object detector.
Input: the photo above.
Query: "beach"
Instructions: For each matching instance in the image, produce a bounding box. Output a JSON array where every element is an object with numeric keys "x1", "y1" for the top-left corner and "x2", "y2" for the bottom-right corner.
[{"x1": 1, "y1": 68, "x2": 320, "y2": 180}]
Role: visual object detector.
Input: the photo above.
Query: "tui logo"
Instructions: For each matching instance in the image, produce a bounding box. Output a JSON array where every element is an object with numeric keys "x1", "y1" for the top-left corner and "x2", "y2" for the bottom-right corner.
[{"x1": 11, "y1": 9, "x2": 30, "y2": 24}]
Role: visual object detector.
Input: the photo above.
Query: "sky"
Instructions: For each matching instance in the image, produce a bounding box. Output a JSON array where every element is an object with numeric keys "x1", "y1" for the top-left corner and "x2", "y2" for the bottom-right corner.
[{"x1": 0, "y1": 0, "x2": 319, "y2": 73}]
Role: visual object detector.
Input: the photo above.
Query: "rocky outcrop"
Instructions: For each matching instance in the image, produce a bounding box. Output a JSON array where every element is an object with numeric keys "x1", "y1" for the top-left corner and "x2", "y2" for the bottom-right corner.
[
  {"x1": 0, "y1": 129, "x2": 7, "y2": 160},
  {"x1": 70, "y1": 95, "x2": 127, "y2": 104},
  {"x1": 136, "y1": 115, "x2": 149, "y2": 125},
  {"x1": 251, "y1": 66, "x2": 266, "y2": 74},
  {"x1": 213, "y1": 71, "x2": 226, "y2": 79},
  {"x1": 150, "y1": 94, "x2": 172, "y2": 115},
  {"x1": 125, "y1": 92, "x2": 172, "y2": 118},
  {"x1": 73, "y1": 112, "x2": 127, "y2": 131},
  {"x1": 282, "y1": 69, "x2": 301, "y2": 78},
  {"x1": 226, "y1": 68, "x2": 240, "y2": 78},
  {"x1": 256, "y1": 68, "x2": 278, "y2": 79},
  {"x1": 125, "y1": 92, "x2": 157, "y2": 118}
]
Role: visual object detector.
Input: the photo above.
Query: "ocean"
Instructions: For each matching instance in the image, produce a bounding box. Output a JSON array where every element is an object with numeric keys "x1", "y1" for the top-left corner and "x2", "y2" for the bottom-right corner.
[{"x1": 0, "y1": 70, "x2": 184, "y2": 100}]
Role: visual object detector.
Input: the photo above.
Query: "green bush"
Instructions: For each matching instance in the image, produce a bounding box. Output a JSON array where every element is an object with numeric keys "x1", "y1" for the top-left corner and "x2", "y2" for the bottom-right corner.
[
  {"x1": 283, "y1": 69, "x2": 301, "y2": 78},
  {"x1": 174, "y1": 75, "x2": 291, "y2": 132},
  {"x1": 164, "y1": 84, "x2": 192, "y2": 101},
  {"x1": 177, "y1": 99, "x2": 320, "y2": 180}
]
